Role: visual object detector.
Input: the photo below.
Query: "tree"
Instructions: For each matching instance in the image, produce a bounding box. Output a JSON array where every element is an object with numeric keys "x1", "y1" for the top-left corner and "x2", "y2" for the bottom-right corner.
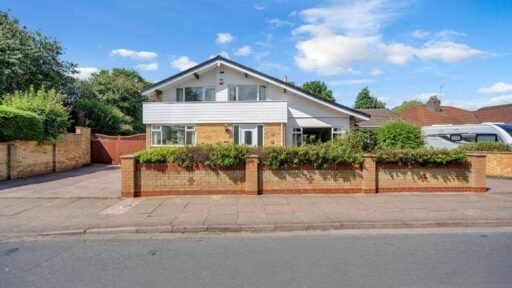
[
  {"x1": 392, "y1": 100, "x2": 423, "y2": 114},
  {"x1": 376, "y1": 120, "x2": 424, "y2": 149},
  {"x1": 301, "y1": 81, "x2": 335, "y2": 102},
  {"x1": 76, "y1": 99, "x2": 129, "y2": 135},
  {"x1": 86, "y1": 69, "x2": 150, "y2": 133},
  {"x1": 354, "y1": 87, "x2": 386, "y2": 109},
  {"x1": 0, "y1": 11, "x2": 76, "y2": 96}
]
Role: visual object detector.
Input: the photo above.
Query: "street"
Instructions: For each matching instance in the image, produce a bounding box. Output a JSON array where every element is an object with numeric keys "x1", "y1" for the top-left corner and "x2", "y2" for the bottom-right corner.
[{"x1": 1, "y1": 228, "x2": 512, "y2": 288}]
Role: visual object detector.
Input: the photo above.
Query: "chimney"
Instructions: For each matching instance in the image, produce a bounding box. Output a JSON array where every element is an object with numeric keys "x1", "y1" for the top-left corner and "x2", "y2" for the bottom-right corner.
[{"x1": 427, "y1": 95, "x2": 441, "y2": 112}]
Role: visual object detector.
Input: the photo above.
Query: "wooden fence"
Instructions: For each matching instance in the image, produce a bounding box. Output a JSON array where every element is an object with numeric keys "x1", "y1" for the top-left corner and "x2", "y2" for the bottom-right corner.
[{"x1": 91, "y1": 133, "x2": 146, "y2": 164}]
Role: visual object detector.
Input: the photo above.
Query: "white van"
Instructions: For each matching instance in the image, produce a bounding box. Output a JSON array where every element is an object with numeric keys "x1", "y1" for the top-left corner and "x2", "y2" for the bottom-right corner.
[{"x1": 422, "y1": 123, "x2": 512, "y2": 149}]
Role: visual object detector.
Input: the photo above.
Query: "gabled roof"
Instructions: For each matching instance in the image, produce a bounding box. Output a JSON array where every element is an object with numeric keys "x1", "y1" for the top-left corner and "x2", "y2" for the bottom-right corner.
[
  {"x1": 141, "y1": 55, "x2": 370, "y2": 120},
  {"x1": 400, "y1": 105, "x2": 481, "y2": 126},
  {"x1": 356, "y1": 108, "x2": 398, "y2": 128},
  {"x1": 474, "y1": 104, "x2": 512, "y2": 124}
]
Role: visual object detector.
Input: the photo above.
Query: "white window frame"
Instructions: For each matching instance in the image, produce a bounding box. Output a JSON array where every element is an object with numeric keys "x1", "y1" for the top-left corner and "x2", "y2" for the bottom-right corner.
[
  {"x1": 292, "y1": 127, "x2": 303, "y2": 146},
  {"x1": 150, "y1": 124, "x2": 196, "y2": 146},
  {"x1": 228, "y1": 84, "x2": 267, "y2": 101},
  {"x1": 176, "y1": 86, "x2": 216, "y2": 102},
  {"x1": 332, "y1": 127, "x2": 345, "y2": 139}
]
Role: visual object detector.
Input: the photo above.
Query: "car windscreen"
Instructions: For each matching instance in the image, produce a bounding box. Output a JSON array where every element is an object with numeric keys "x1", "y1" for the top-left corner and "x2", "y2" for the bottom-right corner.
[{"x1": 496, "y1": 124, "x2": 512, "y2": 137}]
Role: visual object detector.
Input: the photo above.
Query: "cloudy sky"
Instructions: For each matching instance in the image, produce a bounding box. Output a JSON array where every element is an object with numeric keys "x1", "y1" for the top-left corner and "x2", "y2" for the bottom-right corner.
[{"x1": 2, "y1": 0, "x2": 512, "y2": 110}]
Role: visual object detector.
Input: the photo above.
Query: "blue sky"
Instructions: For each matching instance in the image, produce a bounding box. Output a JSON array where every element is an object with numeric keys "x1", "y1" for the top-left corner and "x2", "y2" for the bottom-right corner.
[{"x1": 2, "y1": 0, "x2": 512, "y2": 110}]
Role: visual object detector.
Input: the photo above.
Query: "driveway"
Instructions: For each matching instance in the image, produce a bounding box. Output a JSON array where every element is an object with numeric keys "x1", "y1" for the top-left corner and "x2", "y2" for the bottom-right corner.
[{"x1": 0, "y1": 165, "x2": 120, "y2": 198}]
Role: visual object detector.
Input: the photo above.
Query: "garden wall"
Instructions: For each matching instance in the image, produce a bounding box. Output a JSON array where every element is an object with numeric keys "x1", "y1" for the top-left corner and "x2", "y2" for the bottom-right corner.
[
  {"x1": 0, "y1": 127, "x2": 91, "y2": 181},
  {"x1": 484, "y1": 152, "x2": 512, "y2": 178},
  {"x1": 121, "y1": 153, "x2": 486, "y2": 197}
]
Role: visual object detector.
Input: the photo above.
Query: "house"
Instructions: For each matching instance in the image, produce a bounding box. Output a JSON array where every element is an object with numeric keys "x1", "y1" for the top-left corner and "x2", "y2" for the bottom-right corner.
[
  {"x1": 140, "y1": 56, "x2": 370, "y2": 147},
  {"x1": 400, "y1": 96, "x2": 481, "y2": 126},
  {"x1": 355, "y1": 108, "x2": 398, "y2": 128},
  {"x1": 400, "y1": 96, "x2": 512, "y2": 126}
]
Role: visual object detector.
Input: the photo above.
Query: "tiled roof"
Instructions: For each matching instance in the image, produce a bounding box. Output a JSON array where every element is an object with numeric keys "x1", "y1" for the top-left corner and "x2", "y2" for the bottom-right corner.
[
  {"x1": 474, "y1": 104, "x2": 512, "y2": 123},
  {"x1": 399, "y1": 105, "x2": 481, "y2": 126},
  {"x1": 356, "y1": 109, "x2": 398, "y2": 128}
]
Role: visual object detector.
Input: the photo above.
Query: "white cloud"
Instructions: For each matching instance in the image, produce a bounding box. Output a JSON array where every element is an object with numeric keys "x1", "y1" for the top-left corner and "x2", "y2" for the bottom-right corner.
[
  {"x1": 405, "y1": 92, "x2": 439, "y2": 101},
  {"x1": 289, "y1": 10, "x2": 298, "y2": 17},
  {"x1": 478, "y1": 82, "x2": 512, "y2": 94},
  {"x1": 415, "y1": 41, "x2": 485, "y2": 63},
  {"x1": 371, "y1": 68, "x2": 384, "y2": 76},
  {"x1": 254, "y1": 4, "x2": 265, "y2": 10},
  {"x1": 216, "y1": 32, "x2": 234, "y2": 44},
  {"x1": 235, "y1": 45, "x2": 252, "y2": 56},
  {"x1": 135, "y1": 63, "x2": 159, "y2": 71},
  {"x1": 443, "y1": 95, "x2": 512, "y2": 110},
  {"x1": 110, "y1": 48, "x2": 157, "y2": 60},
  {"x1": 409, "y1": 29, "x2": 430, "y2": 39},
  {"x1": 74, "y1": 67, "x2": 99, "y2": 80},
  {"x1": 209, "y1": 51, "x2": 230, "y2": 59},
  {"x1": 267, "y1": 18, "x2": 294, "y2": 28},
  {"x1": 436, "y1": 29, "x2": 466, "y2": 40},
  {"x1": 170, "y1": 56, "x2": 197, "y2": 71},
  {"x1": 292, "y1": 0, "x2": 487, "y2": 75},
  {"x1": 329, "y1": 79, "x2": 374, "y2": 85}
]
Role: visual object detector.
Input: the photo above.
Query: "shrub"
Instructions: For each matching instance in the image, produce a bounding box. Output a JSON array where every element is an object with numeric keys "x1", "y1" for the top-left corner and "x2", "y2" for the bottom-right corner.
[
  {"x1": 336, "y1": 129, "x2": 377, "y2": 152},
  {"x1": 377, "y1": 120, "x2": 424, "y2": 149},
  {"x1": 2, "y1": 87, "x2": 69, "y2": 143},
  {"x1": 458, "y1": 142, "x2": 511, "y2": 152},
  {"x1": 260, "y1": 142, "x2": 363, "y2": 169},
  {"x1": 374, "y1": 148, "x2": 467, "y2": 165},
  {"x1": 136, "y1": 144, "x2": 250, "y2": 167},
  {"x1": 76, "y1": 99, "x2": 129, "y2": 135},
  {"x1": 0, "y1": 106, "x2": 43, "y2": 141}
]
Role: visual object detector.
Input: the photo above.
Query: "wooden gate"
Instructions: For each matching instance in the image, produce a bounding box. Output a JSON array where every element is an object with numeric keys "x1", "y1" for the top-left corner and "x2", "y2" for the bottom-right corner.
[{"x1": 91, "y1": 133, "x2": 146, "y2": 164}]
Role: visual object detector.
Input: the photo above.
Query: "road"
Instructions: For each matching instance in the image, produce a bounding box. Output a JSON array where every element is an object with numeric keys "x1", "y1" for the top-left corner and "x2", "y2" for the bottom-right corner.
[{"x1": 1, "y1": 228, "x2": 512, "y2": 288}]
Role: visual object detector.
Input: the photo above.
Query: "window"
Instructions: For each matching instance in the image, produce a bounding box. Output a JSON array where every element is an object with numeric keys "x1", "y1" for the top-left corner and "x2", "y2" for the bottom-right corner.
[
  {"x1": 332, "y1": 127, "x2": 345, "y2": 139},
  {"x1": 151, "y1": 125, "x2": 195, "y2": 146},
  {"x1": 176, "y1": 87, "x2": 215, "y2": 102},
  {"x1": 228, "y1": 85, "x2": 267, "y2": 101},
  {"x1": 292, "y1": 128, "x2": 303, "y2": 146},
  {"x1": 476, "y1": 134, "x2": 498, "y2": 143},
  {"x1": 450, "y1": 134, "x2": 462, "y2": 142}
]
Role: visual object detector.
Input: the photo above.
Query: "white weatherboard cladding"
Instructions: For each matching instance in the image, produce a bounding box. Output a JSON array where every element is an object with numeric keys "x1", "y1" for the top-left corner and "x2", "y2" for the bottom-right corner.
[{"x1": 143, "y1": 102, "x2": 287, "y2": 124}]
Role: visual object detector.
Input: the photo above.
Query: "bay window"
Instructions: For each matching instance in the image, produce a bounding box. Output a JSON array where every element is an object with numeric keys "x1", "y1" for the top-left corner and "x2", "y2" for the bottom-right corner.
[
  {"x1": 176, "y1": 87, "x2": 216, "y2": 102},
  {"x1": 151, "y1": 125, "x2": 195, "y2": 146},
  {"x1": 228, "y1": 85, "x2": 267, "y2": 101}
]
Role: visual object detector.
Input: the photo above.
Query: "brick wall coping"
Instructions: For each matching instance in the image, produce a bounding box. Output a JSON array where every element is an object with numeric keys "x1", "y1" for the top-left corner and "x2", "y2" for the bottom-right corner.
[
  {"x1": 121, "y1": 154, "x2": 136, "y2": 159},
  {"x1": 378, "y1": 162, "x2": 472, "y2": 169},
  {"x1": 260, "y1": 163, "x2": 360, "y2": 171},
  {"x1": 137, "y1": 163, "x2": 245, "y2": 172},
  {"x1": 477, "y1": 151, "x2": 512, "y2": 155}
]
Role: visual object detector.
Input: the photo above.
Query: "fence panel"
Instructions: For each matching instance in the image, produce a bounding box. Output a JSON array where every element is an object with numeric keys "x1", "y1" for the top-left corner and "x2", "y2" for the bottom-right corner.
[{"x1": 91, "y1": 133, "x2": 146, "y2": 164}]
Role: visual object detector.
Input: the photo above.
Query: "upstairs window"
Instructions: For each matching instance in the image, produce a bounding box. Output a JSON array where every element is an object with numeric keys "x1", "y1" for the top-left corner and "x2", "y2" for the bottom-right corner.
[
  {"x1": 228, "y1": 85, "x2": 267, "y2": 101},
  {"x1": 176, "y1": 87, "x2": 216, "y2": 102}
]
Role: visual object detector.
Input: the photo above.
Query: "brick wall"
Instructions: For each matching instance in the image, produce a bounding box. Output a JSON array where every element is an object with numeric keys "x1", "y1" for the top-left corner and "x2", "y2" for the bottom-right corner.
[
  {"x1": 264, "y1": 123, "x2": 283, "y2": 146},
  {"x1": 485, "y1": 152, "x2": 512, "y2": 178},
  {"x1": 196, "y1": 123, "x2": 232, "y2": 144},
  {"x1": 121, "y1": 153, "x2": 487, "y2": 197},
  {"x1": 0, "y1": 127, "x2": 91, "y2": 181},
  {"x1": 145, "y1": 125, "x2": 151, "y2": 149}
]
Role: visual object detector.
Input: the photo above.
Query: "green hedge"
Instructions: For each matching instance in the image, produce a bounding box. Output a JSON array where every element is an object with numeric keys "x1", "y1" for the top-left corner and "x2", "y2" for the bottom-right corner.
[
  {"x1": 374, "y1": 148, "x2": 467, "y2": 165},
  {"x1": 377, "y1": 120, "x2": 424, "y2": 149},
  {"x1": 2, "y1": 88, "x2": 69, "y2": 143},
  {"x1": 77, "y1": 99, "x2": 129, "y2": 135},
  {"x1": 136, "y1": 144, "x2": 249, "y2": 167},
  {"x1": 0, "y1": 106, "x2": 44, "y2": 141},
  {"x1": 458, "y1": 142, "x2": 511, "y2": 152}
]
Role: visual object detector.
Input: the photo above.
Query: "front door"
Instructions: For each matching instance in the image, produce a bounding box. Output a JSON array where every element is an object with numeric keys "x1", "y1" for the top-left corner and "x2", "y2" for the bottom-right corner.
[{"x1": 239, "y1": 125, "x2": 258, "y2": 147}]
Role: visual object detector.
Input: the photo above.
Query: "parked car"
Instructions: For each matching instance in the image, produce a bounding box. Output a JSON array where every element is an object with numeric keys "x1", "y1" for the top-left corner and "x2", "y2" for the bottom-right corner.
[{"x1": 422, "y1": 123, "x2": 512, "y2": 149}]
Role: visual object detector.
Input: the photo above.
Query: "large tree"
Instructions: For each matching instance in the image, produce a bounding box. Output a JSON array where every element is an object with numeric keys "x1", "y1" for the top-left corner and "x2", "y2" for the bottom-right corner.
[
  {"x1": 301, "y1": 80, "x2": 335, "y2": 102},
  {"x1": 0, "y1": 11, "x2": 76, "y2": 96},
  {"x1": 392, "y1": 100, "x2": 423, "y2": 114},
  {"x1": 86, "y1": 68, "x2": 150, "y2": 133},
  {"x1": 354, "y1": 87, "x2": 386, "y2": 109}
]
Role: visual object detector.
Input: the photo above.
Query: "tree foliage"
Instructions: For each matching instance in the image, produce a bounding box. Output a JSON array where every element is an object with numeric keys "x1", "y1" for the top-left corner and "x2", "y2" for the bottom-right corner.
[
  {"x1": 354, "y1": 87, "x2": 386, "y2": 109},
  {"x1": 376, "y1": 120, "x2": 424, "y2": 149},
  {"x1": 392, "y1": 100, "x2": 423, "y2": 114},
  {"x1": 2, "y1": 87, "x2": 69, "y2": 143},
  {"x1": 76, "y1": 99, "x2": 130, "y2": 135},
  {"x1": 301, "y1": 81, "x2": 335, "y2": 102},
  {"x1": 0, "y1": 11, "x2": 76, "y2": 96}
]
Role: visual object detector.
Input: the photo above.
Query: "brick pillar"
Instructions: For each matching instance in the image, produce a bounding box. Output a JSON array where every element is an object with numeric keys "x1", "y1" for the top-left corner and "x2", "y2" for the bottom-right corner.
[
  {"x1": 362, "y1": 154, "x2": 377, "y2": 193},
  {"x1": 75, "y1": 126, "x2": 91, "y2": 166},
  {"x1": 7, "y1": 144, "x2": 17, "y2": 180},
  {"x1": 121, "y1": 155, "x2": 137, "y2": 197},
  {"x1": 467, "y1": 152, "x2": 486, "y2": 192},
  {"x1": 245, "y1": 155, "x2": 259, "y2": 195}
]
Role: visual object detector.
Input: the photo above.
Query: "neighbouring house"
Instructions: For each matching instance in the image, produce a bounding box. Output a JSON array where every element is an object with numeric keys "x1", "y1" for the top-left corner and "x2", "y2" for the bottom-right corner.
[
  {"x1": 399, "y1": 96, "x2": 512, "y2": 126},
  {"x1": 355, "y1": 108, "x2": 398, "y2": 129},
  {"x1": 141, "y1": 56, "x2": 370, "y2": 148}
]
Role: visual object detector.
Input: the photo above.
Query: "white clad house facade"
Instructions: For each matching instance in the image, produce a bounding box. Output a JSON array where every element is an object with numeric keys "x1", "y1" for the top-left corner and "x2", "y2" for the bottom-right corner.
[{"x1": 141, "y1": 56, "x2": 370, "y2": 148}]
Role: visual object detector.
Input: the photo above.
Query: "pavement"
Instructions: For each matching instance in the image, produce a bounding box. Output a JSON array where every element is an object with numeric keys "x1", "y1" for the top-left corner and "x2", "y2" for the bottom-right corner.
[
  {"x1": 0, "y1": 165, "x2": 512, "y2": 238},
  {"x1": 2, "y1": 228, "x2": 512, "y2": 287}
]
